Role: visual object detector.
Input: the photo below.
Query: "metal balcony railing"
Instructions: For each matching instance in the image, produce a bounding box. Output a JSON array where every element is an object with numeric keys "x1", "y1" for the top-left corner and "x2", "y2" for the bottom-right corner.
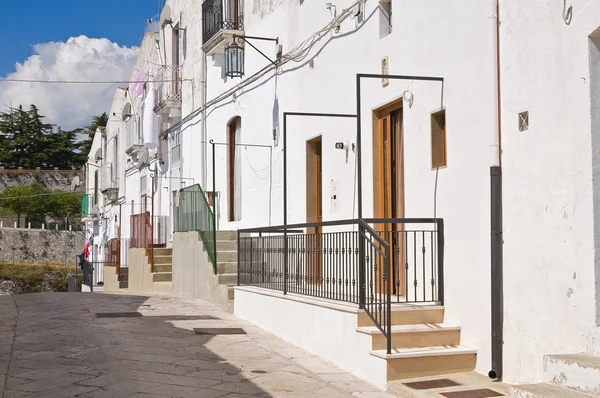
[
  {"x1": 238, "y1": 218, "x2": 444, "y2": 355},
  {"x1": 202, "y1": 0, "x2": 244, "y2": 44},
  {"x1": 153, "y1": 65, "x2": 182, "y2": 113}
]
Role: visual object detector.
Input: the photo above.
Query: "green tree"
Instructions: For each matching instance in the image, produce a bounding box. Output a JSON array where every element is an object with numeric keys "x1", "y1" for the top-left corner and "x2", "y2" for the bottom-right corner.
[
  {"x1": 77, "y1": 113, "x2": 108, "y2": 165},
  {"x1": 47, "y1": 190, "x2": 83, "y2": 220},
  {"x1": 0, "y1": 183, "x2": 48, "y2": 226}
]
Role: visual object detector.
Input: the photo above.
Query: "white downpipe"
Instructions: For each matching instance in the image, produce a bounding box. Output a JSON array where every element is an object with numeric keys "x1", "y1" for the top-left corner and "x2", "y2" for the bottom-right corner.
[
  {"x1": 201, "y1": 52, "x2": 208, "y2": 191},
  {"x1": 489, "y1": 0, "x2": 500, "y2": 167}
]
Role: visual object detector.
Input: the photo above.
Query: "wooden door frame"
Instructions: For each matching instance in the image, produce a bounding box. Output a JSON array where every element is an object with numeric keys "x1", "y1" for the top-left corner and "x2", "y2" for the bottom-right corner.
[
  {"x1": 306, "y1": 136, "x2": 323, "y2": 284},
  {"x1": 372, "y1": 100, "x2": 405, "y2": 296}
]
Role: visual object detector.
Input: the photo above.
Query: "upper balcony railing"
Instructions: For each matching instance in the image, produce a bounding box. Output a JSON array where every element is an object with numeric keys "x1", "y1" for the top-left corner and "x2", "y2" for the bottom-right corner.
[
  {"x1": 154, "y1": 65, "x2": 182, "y2": 114},
  {"x1": 202, "y1": 0, "x2": 244, "y2": 45}
]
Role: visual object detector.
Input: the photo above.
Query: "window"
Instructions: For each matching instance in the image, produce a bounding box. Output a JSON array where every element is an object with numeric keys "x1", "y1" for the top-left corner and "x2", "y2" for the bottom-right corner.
[
  {"x1": 171, "y1": 131, "x2": 181, "y2": 164},
  {"x1": 431, "y1": 109, "x2": 447, "y2": 169},
  {"x1": 379, "y1": 0, "x2": 392, "y2": 39}
]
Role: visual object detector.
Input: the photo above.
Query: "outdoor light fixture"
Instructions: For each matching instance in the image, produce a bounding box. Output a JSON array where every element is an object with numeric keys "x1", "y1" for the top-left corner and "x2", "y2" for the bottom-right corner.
[
  {"x1": 225, "y1": 41, "x2": 245, "y2": 78},
  {"x1": 225, "y1": 35, "x2": 280, "y2": 79}
]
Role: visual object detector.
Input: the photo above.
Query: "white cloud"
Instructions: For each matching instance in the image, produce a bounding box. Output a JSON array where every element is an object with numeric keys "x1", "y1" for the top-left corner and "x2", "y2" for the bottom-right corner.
[{"x1": 0, "y1": 35, "x2": 139, "y2": 130}]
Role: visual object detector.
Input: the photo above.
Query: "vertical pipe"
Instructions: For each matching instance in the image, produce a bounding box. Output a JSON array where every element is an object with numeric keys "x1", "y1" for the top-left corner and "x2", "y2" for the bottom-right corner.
[
  {"x1": 283, "y1": 113, "x2": 288, "y2": 295},
  {"x1": 151, "y1": 174, "x2": 155, "y2": 273},
  {"x1": 212, "y1": 142, "x2": 217, "y2": 271},
  {"x1": 489, "y1": 0, "x2": 503, "y2": 381},
  {"x1": 386, "y1": 242, "x2": 392, "y2": 355},
  {"x1": 356, "y1": 77, "x2": 365, "y2": 309}
]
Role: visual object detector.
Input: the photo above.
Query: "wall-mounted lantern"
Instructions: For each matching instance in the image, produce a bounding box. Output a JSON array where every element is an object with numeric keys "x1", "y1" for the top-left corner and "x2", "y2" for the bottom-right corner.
[
  {"x1": 225, "y1": 35, "x2": 280, "y2": 79},
  {"x1": 225, "y1": 41, "x2": 245, "y2": 78}
]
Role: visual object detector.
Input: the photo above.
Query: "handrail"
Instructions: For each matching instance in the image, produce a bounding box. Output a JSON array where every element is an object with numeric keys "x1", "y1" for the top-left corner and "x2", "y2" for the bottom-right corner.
[
  {"x1": 173, "y1": 184, "x2": 217, "y2": 273},
  {"x1": 238, "y1": 217, "x2": 443, "y2": 355}
]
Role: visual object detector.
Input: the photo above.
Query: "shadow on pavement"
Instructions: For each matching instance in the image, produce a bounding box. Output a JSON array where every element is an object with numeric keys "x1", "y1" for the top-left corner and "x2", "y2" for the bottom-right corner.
[{"x1": 0, "y1": 292, "x2": 272, "y2": 397}]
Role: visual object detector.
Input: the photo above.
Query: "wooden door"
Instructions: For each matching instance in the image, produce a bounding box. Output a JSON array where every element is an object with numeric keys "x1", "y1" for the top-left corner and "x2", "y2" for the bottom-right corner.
[
  {"x1": 374, "y1": 107, "x2": 405, "y2": 296},
  {"x1": 306, "y1": 137, "x2": 323, "y2": 284}
]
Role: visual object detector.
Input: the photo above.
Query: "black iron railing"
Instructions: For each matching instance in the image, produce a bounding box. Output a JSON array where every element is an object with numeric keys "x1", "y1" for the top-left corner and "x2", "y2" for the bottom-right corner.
[
  {"x1": 238, "y1": 218, "x2": 444, "y2": 354},
  {"x1": 202, "y1": 0, "x2": 244, "y2": 44}
]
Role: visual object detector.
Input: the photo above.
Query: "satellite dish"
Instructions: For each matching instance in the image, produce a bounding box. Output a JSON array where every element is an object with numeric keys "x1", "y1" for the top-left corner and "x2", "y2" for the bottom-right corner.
[
  {"x1": 160, "y1": 5, "x2": 172, "y2": 28},
  {"x1": 136, "y1": 149, "x2": 149, "y2": 170},
  {"x1": 71, "y1": 176, "x2": 81, "y2": 193},
  {"x1": 122, "y1": 103, "x2": 132, "y2": 122}
]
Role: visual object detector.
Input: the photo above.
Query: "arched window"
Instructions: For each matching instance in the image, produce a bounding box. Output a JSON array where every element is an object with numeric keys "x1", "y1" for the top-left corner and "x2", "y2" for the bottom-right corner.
[{"x1": 227, "y1": 117, "x2": 242, "y2": 221}]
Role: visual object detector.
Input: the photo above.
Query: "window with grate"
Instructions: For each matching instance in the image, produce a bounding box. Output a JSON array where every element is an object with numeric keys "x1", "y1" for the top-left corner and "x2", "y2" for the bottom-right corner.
[
  {"x1": 431, "y1": 109, "x2": 447, "y2": 169},
  {"x1": 171, "y1": 131, "x2": 181, "y2": 165}
]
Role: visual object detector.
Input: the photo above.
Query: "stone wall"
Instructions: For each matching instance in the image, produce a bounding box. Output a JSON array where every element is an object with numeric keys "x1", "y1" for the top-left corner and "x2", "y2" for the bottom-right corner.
[
  {"x1": 0, "y1": 228, "x2": 85, "y2": 264},
  {"x1": 0, "y1": 168, "x2": 84, "y2": 192}
]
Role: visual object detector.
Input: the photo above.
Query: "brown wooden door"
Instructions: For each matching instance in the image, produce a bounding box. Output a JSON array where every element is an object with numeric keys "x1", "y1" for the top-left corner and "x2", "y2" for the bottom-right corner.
[
  {"x1": 374, "y1": 107, "x2": 405, "y2": 296},
  {"x1": 306, "y1": 137, "x2": 323, "y2": 284}
]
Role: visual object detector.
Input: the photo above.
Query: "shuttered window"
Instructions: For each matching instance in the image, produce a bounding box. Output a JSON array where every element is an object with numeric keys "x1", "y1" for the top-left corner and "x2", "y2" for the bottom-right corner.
[{"x1": 431, "y1": 109, "x2": 447, "y2": 169}]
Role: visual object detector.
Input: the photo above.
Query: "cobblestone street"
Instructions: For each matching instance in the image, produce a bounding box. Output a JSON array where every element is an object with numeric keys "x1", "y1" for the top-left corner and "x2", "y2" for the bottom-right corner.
[{"x1": 0, "y1": 292, "x2": 393, "y2": 398}]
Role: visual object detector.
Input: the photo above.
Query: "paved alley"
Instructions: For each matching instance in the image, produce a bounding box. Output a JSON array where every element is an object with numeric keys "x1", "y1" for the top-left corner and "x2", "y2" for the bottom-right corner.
[{"x1": 0, "y1": 292, "x2": 393, "y2": 398}]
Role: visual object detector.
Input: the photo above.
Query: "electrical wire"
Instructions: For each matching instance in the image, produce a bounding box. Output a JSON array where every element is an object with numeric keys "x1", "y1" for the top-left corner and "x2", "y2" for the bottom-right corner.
[
  {"x1": 161, "y1": 0, "x2": 366, "y2": 137},
  {"x1": 0, "y1": 78, "x2": 192, "y2": 84}
]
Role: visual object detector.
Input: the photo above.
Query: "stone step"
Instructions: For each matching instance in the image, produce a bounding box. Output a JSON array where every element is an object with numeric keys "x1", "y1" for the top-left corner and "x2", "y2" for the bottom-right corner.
[
  {"x1": 153, "y1": 248, "x2": 172, "y2": 256},
  {"x1": 358, "y1": 306, "x2": 445, "y2": 327},
  {"x1": 149, "y1": 243, "x2": 167, "y2": 248},
  {"x1": 152, "y1": 272, "x2": 172, "y2": 282},
  {"x1": 154, "y1": 263, "x2": 172, "y2": 273},
  {"x1": 227, "y1": 286, "x2": 235, "y2": 300},
  {"x1": 153, "y1": 255, "x2": 172, "y2": 264},
  {"x1": 118, "y1": 274, "x2": 128, "y2": 282},
  {"x1": 217, "y1": 262, "x2": 237, "y2": 274},
  {"x1": 215, "y1": 231, "x2": 238, "y2": 241},
  {"x1": 510, "y1": 383, "x2": 594, "y2": 398},
  {"x1": 544, "y1": 354, "x2": 600, "y2": 396},
  {"x1": 356, "y1": 324, "x2": 461, "y2": 350},
  {"x1": 370, "y1": 346, "x2": 477, "y2": 381},
  {"x1": 215, "y1": 251, "x2": 237, "y2": 263},
  {"x1": 216, "y1": 240, "x2": 237, "y2": 251},
  {"x1": 119, "y1": 281, "x2": 128, "y2": 289},
  {"x1": 217, "y1": 273, "x2": 237, "y2": 286}
]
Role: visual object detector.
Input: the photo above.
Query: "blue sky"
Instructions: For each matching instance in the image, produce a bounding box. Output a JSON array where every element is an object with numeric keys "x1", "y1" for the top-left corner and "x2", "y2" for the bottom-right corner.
[{"x1": 0, "y1": 0, "x2": 161, "y2": 76}]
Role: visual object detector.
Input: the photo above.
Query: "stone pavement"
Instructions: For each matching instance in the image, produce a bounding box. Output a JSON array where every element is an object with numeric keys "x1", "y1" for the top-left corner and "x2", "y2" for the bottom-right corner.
[{"x1": 0, "y1": 292, "x2": 394, "y2": 398}]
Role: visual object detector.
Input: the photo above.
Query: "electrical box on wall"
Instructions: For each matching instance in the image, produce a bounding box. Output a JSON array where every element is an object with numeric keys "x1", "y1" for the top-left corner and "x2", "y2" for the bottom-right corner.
[{"x1": 330, "y1": 180, "x2": 339, "y2": 213}]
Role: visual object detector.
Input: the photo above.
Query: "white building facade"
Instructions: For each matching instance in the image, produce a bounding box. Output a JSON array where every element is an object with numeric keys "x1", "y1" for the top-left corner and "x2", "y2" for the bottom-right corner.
[{"x1": 89, "y1": 0, "x2": 600, "y2": 391}]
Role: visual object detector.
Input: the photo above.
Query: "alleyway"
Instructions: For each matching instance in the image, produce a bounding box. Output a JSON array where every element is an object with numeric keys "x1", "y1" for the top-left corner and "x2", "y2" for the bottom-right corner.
[{"x1": 0, "y1": 292, "x2": 392, "y2": 398}]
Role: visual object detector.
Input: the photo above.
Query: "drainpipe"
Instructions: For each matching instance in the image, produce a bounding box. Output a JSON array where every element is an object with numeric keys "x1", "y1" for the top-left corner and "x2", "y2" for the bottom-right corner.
[
  {"x1": 201, "y1": 52, "x2": 208, "y2": 191},
  {"x1": 488, "y1": 0, "x2": 504, "y2": 380}
]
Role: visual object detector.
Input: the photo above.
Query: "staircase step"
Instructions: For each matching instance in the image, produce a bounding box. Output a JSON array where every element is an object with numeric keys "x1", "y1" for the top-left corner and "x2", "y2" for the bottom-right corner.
[
  {"x1": 153, "y1": 248, "x2": 172, "y2": 256},
  {"x1": 152, "y1": 272, "x2": 172, "y2": 282},
  {"x1": 227, "y1": 286, "x2": 235, "y2": 300},
  {"x1": 371, "y1": 346, "x2": 477, "y2": 381},
  {"x1": 544, "y1": 354, "x2": 600, "y2": 396},
  {"x1": 358, "y1": 306, "x2": 445, "y2": 327},
  {"x1": 153, "y1": 255, "x2": 172, "y2": 264},
  {"x1": 217, "y1": 273, "x2": 237, "y2": 285},
  {"x1": 388, "y1": 371, "x2": 509, "y2": 398},
  {"x1": 510, "y1": 383, "x2": 594, "y2": 398},
  {"x1": 118, "y1": 275, "x2": 128, "y2": 282},
  {"x1": 154, "y1": 263, "x2": 172, "y2": 273},
  {"x1": 356, "y1": 324, "x2": 461, "y2": 350},
  {"x1": 216, "y1": 240, "x2": 237, "y2": 251},
  {"x1": 217, "y1": 262, "x2": 237, "y2": 274},
  {"x1": 215, "y1": 251, "x2": 237, "y2": 263},
  {"x1": 149, "y1": 243, "x2": 167, "y2": 248},
  {"x1": 119, "y1": 281, "x2": 128, "y2": 289},
  {"x1": 215, "y1": 231, "x2": 238, "y2": 241}
]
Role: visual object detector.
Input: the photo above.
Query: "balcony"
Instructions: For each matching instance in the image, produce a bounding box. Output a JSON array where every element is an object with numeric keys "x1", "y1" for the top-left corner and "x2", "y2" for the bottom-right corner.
[
  {"x1": 100, "y1": 162, "x2": 119, "y2": 201},
  {"x1": 153, "y1": 65, "x2": 182, "y2": 116},
  {"x1": 202, "y1": 0, "x2": 244, "y2": 55},
  {"x1": 125, "y1": 116, "x2": 144, "y2": 156}
]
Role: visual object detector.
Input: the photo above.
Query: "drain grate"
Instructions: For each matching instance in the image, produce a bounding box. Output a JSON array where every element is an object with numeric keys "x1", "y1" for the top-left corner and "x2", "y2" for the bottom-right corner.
[
  {"x1": 441, "y1": 389, "x2": 504, "y2": 398},
  {"x1": 251, "y1": 370, "x2": 267, "y2": 374},
  {"x1": 194, "y1": 328, "x2": 246, "y2": 335},
  {"x1": 404, "y1": 378, "x2": 461, "y2": 390},
  {"x1": 96, "y1": 312, "x2": 142, "y2": 318}
]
